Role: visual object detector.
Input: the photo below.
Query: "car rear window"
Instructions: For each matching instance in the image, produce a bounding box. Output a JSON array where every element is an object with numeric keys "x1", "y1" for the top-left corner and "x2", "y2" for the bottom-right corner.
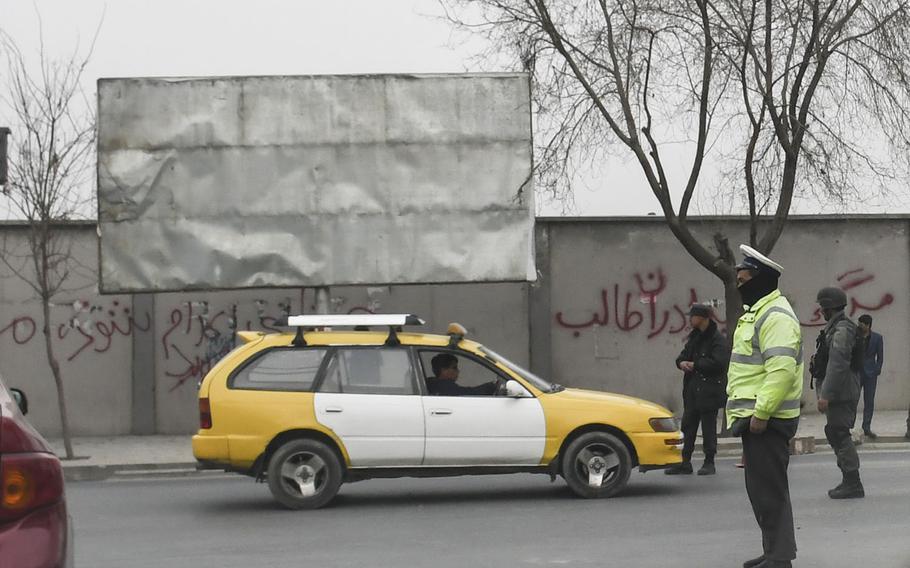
[
  {"x1": 318, "y1": 348, "x2": 417, "y2": 395},
  {"x1": 230, "y1": 348, "x2": 327, "y2": 391}
]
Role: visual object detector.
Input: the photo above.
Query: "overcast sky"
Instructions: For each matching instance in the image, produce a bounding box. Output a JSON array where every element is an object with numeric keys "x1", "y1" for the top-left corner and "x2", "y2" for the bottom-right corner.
[{"x1": 2, "y1": 0, "x2": 908, "y2": 217}]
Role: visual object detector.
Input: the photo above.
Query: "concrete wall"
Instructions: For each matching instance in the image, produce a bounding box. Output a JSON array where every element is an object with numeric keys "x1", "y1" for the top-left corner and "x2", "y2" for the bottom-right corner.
[
  {"x1": 0, "y1": 225, "x2": 528, "y2": 436},
  {"x1": 0, "y1": 225, "x2": 134, "y2": 436},
  {"x1": 1, "y1": 217, "x2": 907, "y2": 436},
  {"x1": 538, "y1": 217, "x2": 909, "y2": 415}
]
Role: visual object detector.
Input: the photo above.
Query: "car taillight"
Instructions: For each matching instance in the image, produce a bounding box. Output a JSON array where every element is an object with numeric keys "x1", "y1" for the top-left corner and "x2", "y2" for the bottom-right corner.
[
  {"x1": 0, "y1": 452, "x2": 64, "y2": 523},
  {"x1": 199, "y1": 397, "x2": 212, "y2": 429}
]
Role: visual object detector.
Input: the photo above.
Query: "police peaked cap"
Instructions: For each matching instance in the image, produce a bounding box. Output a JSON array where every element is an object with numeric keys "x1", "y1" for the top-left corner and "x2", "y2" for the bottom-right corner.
[{"x1": 735, "y1": 244, "x2": 784, "y2": 276}]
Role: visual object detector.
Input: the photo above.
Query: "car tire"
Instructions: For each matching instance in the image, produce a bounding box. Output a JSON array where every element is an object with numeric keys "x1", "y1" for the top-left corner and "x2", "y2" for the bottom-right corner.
[
  {"x1": 267, "y1": 439, "x2": 343, "y2": 510},
  {"x1": 561, "y1": 431, "x2": 632, "y2": 499}
]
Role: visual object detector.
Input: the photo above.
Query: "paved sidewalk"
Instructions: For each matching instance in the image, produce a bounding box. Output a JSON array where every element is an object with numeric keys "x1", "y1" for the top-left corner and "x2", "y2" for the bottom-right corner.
[{"x1": 47, "y1": 409, "x2": 910, "y2": 482}]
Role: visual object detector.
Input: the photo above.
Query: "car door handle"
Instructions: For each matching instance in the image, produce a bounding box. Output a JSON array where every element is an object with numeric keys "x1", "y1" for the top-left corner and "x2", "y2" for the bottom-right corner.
[
  {"x1": 430, "y1": 409, "x2": 452, "y2": 415},
  {"x1": 324, "y1": 407, "x2": 344, "y2": 413}
]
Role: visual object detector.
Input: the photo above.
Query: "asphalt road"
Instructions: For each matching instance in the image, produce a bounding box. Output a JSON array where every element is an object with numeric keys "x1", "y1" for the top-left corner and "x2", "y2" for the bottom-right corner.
[{"x1": 67, "y1": 451, "x2": 910, "y2": 568}]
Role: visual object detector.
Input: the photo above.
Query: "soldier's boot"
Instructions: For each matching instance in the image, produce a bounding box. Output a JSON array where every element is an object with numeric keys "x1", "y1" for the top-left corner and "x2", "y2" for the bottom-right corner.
[
  {"x1": 742, "y1": 555, "x2": 765, "y2": 568},
  {"x1": 753, "y1": 560, "x2": 792, "y2": 568},
  {"x1": 664, "y1": 461, "x2": 693, "y2": 475},
  {"x1": 827, "y1": 473, "x2": 847, "y2": 495},
  {"x1": 829, "y1": 472, "x2": 864, "y2": 499}
]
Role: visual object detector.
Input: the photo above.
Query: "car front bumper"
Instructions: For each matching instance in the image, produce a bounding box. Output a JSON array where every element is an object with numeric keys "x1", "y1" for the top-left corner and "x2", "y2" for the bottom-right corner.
[{"x1": 629, "y1": 431, "x2": 683, "y2": 468}]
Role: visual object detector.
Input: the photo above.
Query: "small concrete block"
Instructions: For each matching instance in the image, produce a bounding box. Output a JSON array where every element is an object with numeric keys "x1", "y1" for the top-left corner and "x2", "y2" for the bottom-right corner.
[{"x1": 789, "y1": 436, "x2": 816, "y2": 455}]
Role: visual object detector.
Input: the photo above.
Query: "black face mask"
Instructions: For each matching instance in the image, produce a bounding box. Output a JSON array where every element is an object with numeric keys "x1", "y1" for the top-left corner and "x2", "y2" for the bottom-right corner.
[{"x1": 737, "y1": 272, "x2": 778, "y2": 307}]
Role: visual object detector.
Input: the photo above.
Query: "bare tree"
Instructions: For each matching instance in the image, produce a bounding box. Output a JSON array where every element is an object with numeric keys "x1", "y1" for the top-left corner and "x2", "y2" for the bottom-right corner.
[
  {"x1": 0, "y1": 28, "x2": 97, "y2": 459},
  {"x1": 443, "y1": 1, "x2": 910, "y2": 325}
]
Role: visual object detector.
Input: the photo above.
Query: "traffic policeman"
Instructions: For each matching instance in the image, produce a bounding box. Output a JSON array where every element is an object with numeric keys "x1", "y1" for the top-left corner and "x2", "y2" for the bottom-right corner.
[{"x1": 727, "y1": 245, "x2": 803, "y2": 568}]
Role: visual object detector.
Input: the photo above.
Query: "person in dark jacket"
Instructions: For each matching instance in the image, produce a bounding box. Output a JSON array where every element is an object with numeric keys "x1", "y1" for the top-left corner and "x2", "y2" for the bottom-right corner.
[
  {"x1": 426, "y1": 353, "x2": 498, "y2": 396},
  {"x1": 856, "y1": 314, "x2": 884, "y2": 438},
  {"x1": 666, "y1": 303, "x2": 730, "y2": 476},
  {"x1": 814, "y1": 287, "x2": 864, "y2": 499}
]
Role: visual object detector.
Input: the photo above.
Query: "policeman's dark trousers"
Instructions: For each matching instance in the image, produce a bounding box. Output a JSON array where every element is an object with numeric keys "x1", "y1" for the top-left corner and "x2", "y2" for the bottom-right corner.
[
  {"x1": 680, "y1": 407, "x2": 717, "y2": 462},
  {"x1": 742, "y1": 417, "x2": 799, "y2": 562},
  {"x1": 825, "y1": 401, "x2": 861, "y2": 477},
  {"x1": 860, "y1": 374, "x2": 877, "y2": 431}
]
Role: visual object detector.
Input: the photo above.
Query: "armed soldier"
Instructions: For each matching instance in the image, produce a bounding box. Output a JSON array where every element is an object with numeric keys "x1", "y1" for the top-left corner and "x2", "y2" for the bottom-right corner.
[{"x1": 812, "y1": 287, "x2": 864, "y2": 499}]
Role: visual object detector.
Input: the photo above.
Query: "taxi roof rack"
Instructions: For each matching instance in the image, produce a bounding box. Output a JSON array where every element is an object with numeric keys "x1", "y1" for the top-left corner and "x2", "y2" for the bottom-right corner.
[{"x1": 276, "y1": 314, "x2": 426, "y2": 347}]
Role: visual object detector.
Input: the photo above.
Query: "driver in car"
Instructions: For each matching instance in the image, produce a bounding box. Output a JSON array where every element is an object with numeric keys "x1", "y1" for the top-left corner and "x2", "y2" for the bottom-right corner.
[{"x1": 426, "y1": 353, "x2": 498, "y2": 396}]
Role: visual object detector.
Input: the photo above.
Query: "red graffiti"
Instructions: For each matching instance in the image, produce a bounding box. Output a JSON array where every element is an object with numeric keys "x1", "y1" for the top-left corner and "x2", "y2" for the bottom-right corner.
[
  {"x1": 165, "y1": 344, "x2": 229, "y2": 391},
  {"x1": 2, "y1": 303, "x2": 152, "y2": 362},
  {"x1": 160, "y1": 300, "x2": 294, "y2": 385},
  {"x1": 801, "y1": 268, "x2": 894, "y2": 327},
  {"x1": 1, "y1": 298, "x2": 293, "y2": 390},
  {"x1": 0, "y1": 316, "x2": 37, "y2": 344},
  {"x1": 58, "y1": 325, "x2": 94, "y2": 362},
  {"x1": 555, "y1": 269, "x2": 714, "y2": 340},
  {"x1": 57, "y1": 305, "x2": 152, "y2": 361}
]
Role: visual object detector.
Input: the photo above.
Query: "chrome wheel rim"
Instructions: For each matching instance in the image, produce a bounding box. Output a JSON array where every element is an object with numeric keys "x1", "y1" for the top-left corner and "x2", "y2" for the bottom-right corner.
[
  {"x1": 279, "y1": 452, "x2": 327, "y2": 498},
  {"x1": 575, "y1": 443, "x2": 621, "y2": 488}
]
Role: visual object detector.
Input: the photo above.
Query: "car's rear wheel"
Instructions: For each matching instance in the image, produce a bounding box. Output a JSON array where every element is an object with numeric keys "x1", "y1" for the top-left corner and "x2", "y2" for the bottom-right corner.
[
  {"x1": 267, "y1": 439, "x2": 343, "y2": 509},
  {"x1": 561, "y1": 431, "x2": 632, "y2": 499}
]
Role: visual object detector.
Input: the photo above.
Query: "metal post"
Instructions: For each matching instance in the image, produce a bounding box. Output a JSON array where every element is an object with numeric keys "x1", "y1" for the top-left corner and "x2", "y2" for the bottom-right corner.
[{"x1": 315, "y1": 286, "x2": 331, "y2": 315}]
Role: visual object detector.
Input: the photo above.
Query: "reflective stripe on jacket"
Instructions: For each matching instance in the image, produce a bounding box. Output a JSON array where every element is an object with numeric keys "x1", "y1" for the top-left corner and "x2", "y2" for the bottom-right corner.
[{"x1": 726, "y1": 289, "x2": 804, "y2": 426}]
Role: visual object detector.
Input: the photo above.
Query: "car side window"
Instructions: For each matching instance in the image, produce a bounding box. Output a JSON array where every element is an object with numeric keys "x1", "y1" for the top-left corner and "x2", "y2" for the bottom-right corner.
[
  {"x1": 418, "y1": 350, "x2": 504, "y2": 396},
  {"x1": 318, "y1": 348, "x2": 417, "y2": 395},
  {"x1": 230, "y1": 348, "x2": 327, "y2": 391}
]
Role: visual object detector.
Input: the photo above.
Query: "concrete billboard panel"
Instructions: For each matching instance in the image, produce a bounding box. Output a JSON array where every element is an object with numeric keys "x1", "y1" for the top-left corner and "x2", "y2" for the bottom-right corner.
[{"x1": 97, "y1": 74, "x2": 535, "y2": 293}]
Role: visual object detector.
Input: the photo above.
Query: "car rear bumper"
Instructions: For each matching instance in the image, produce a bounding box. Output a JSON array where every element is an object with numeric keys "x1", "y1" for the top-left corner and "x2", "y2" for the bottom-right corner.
[
  {"x1": 0, "y1": 501, "x2": 69, "y2": 568},
  {"x1": 192, "y1": 433, "x2": 230, "y2": 461}
]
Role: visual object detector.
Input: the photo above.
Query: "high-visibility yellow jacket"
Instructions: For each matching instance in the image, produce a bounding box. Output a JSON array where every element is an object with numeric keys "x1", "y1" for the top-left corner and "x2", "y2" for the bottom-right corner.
[{"x1": 726, "y1": 289, "x2": 804, "y2": 427}]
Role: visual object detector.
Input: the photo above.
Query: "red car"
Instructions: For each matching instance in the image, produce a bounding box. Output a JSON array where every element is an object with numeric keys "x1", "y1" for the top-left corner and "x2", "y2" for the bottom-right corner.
[{"x1": 0, "y1": 378, "x2": 72, "y2": 568}]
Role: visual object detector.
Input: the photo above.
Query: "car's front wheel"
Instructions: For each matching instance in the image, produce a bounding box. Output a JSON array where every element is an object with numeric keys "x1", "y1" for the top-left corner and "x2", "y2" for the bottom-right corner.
[
  {"x1": 561, "y1": 431, "x2": 632, "y2": 499},
  {"x1": 267, "y1": 439, "x2": 343, "y2": 509}
]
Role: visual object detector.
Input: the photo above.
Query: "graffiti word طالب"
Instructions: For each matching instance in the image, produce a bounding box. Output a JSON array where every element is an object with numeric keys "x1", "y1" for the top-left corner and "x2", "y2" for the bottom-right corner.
[{"x1": 555, "y1": 268, "x2": 704, "y2": 340}]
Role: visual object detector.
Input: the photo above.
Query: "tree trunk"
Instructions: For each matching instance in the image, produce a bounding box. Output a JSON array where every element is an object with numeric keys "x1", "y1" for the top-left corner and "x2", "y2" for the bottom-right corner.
[
  {"x1": 722, "y1": 277, "x2": 743, "y2": 336},
  {"x1": 718, "y1": 275, "x2": 743, "y2": 438},
  {"x1": 41, "y1": 296, "x2": 74, "y2": 459}
]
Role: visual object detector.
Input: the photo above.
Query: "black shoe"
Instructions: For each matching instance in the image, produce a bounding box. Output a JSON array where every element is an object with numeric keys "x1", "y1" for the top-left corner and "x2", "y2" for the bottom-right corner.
[
  {"x1": 664, "y1": 462, "x2": 693, "y2": 475},
  {"x1": 697, "y1": 462, "x2": 716, "y2": 476},
  {"x1": 863, "y1": 429, "x2": 878, "y2": 440},
  {"x1": 754, "y1": 560, "x2": 792, "y2": 568},
  {"x1": 905, "y1": 431, "x2": 910, "y2": 440},
  {"x1": 829, "y1": 481, "x2": 865, "y2": 499},
  {"x1": 743, "y1": 555, "x2": 765, "y2": 568}
]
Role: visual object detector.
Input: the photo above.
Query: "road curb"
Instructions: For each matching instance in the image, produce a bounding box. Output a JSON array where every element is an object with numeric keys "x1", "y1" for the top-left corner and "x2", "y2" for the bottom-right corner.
[
  {"x1": 63, "y1": 462, "x2": 201, "y2": 482},
  {"x1": 712, "y1": 435, "x2": 910, "y2": 451}
]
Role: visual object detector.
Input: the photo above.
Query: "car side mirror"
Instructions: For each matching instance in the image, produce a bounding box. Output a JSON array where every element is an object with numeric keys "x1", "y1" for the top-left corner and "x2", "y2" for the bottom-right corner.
[
  {"x1": 10, "y1": 388, "x2": 28, "y2": 415},
  {"x1": 504, "y1": 380, "x2": 531, "y2": 398}
]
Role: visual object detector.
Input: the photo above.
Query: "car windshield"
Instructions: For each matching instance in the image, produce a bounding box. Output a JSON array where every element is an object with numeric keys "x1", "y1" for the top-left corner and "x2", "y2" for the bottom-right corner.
[{"x1": 479, "y1": 347, "x2": 562, "y2": 393}]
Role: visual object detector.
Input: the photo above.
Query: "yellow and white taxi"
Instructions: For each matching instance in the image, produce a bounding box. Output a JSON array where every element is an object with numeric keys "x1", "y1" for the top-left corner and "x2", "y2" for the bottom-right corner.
[{"x1": 192, "y1": 314, "x2": 682, "y2": 509}]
